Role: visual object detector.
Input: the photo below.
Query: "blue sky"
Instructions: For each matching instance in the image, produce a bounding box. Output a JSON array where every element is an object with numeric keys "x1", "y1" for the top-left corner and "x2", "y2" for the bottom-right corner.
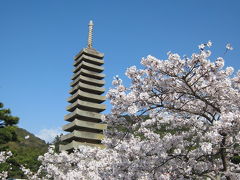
[{"x1": 0, "y1": 0, "x2": 240, "y2": 142}]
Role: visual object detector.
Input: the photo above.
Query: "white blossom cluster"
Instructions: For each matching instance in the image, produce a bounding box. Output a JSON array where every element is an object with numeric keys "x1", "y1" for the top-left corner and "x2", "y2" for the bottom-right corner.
[
  {"x1": 0, "y1": 151, "x2": 12, "y2": 179},
  {"x1": 1, "y1": 43, "x2": 240, "y2": 179},
  {"x1": 18, "y1": 145, "x2": 120, "y2": 179}
]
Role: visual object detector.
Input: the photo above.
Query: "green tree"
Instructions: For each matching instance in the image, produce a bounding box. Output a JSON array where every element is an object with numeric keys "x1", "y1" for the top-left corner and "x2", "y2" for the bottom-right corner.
[
  {"x1": 0, "y1": 102, "x2": 19, "y2": 127},
  {"x1": 52, "y1": 134, "x2": 67, "y2": 153},
  {"x1": 0, "y1": 102, "x2": 19, "y2": 147},
  {"x1": 0, "y1": 102, "x2": 20, "y2": 177}
]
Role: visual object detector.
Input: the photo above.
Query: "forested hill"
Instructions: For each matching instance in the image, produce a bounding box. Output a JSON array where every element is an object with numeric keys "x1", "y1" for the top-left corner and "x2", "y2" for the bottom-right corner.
[
  {"x1": 6, "y1": 127, "x2": 47, "y2": 151},
  {"x1": 1, "y1": 127, "x2": 48, "y2": 178}
]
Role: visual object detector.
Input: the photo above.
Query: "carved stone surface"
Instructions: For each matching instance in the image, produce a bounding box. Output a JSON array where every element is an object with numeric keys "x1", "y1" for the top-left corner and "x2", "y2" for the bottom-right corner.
[{"x1": 60, "y1": 46, "x2": 107, "y2": 151}]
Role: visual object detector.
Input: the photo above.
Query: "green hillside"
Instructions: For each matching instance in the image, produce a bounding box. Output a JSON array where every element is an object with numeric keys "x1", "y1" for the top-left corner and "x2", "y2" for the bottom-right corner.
[
  {"x1": 7, "y1": 127, "x2": 47, "y2": 151},
  {"x1": 0, "y1": 127, "x2": 48, "y2": 178}
]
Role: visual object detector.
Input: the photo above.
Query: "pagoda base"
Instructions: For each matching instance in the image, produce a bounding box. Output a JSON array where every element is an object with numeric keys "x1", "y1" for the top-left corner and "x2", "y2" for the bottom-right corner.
[{"x1": 60, "y1": 140, "x2": 106, "y2": 151}]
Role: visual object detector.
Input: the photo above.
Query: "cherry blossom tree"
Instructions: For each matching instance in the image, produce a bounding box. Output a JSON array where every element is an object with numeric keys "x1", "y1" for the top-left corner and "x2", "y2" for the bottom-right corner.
[{"x1": 103, "y1": 41, "x2": 240, "y2": 180}]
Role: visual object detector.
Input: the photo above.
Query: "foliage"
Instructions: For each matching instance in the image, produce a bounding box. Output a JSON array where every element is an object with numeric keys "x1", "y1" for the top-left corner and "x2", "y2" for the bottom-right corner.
[
  {"x1": 0, "y1": 102, "x2": 48, "y2": 178},
  {"x1": 0, "y1": 127, "x2": 48, "y2": 178},
  {"x1": 52, "y1": 134, "x2": 64, "y2": 153},
  {"x1": 0, "y1": 103, "x2": 19, "y2": 148},
  {"x1": 0, "y1": 126, "x2": 17, "y2": 145},
  {"x1": 0, "y1": 102, "x2": 19, "y2": 128}
]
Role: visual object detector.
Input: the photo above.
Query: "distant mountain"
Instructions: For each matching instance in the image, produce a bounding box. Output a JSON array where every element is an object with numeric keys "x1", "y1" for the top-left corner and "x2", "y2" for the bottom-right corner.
[{"x1": 1, "y1": 127, "x2": 48, "y2": 178}]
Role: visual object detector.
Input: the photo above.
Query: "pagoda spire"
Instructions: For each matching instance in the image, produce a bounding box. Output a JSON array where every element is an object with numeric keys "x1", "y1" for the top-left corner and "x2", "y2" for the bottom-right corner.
[{"x1": 87, "y1": 20, "x2": 94, "y2": 48}]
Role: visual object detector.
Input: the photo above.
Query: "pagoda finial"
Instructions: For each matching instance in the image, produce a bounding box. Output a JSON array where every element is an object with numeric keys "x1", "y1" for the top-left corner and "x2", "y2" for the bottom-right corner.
[{"x1": 87, "y1": 20, "x2": 94, "y2": 48}]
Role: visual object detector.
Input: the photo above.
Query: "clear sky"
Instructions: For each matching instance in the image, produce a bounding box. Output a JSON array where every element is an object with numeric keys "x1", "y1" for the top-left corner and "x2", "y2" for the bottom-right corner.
[{"x1": 0, "y1": 0, "x2": 240, "y2": 142}]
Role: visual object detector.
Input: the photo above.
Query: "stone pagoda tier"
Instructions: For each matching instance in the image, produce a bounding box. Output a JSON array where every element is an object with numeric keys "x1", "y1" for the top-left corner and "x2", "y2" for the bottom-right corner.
[{"x1": 60, "y1": 21, "x2": 107, "y2": 151}]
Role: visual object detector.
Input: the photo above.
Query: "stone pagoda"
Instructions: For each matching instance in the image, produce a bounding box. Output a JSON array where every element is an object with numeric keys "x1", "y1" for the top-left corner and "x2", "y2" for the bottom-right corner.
[{"x1": 60, "y1": 21, "x2": 107, "y2": 151}]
